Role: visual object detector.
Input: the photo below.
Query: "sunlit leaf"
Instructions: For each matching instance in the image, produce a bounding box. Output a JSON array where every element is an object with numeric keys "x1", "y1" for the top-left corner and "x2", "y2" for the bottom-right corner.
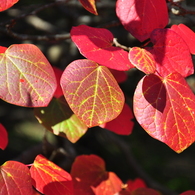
[
  {"x1": 71, "y1": 25, "x2": 133, "y2": 71},
  {"x1": 34, "y1": 96, "x2": 88, "y2": 143},
  {"x1": 100, "y1": 103, "x2": 134, "y2": 135},
  {"x1": 0, "y1": 46, "x2": 7, "y2": 53},
  {"x1": 147, "y1": 29, "x2": 194, "y2": 77},
  {"x1": 171, "y1": 24, "x2": 195, "y2": 54},
  {"x1": 30, "y1": 154, "x2": 73, "y2": 195},
  {"x1": 0, "y1": 44, "x2": 57, "y2": 107},
  {"x1": 0, "y1": 161, "x2": 33, "y2": 195},
  {"x1": 78, "y1": 0, "x2": 98, "y2": 15},
  {"x1": 134, "y1": 73, "x2": 195, "y2": 153},
  {"x1": 129, "y1": 47, "x2": 156, "y2": 74},
  {"x1": 70, "y1": 154, "x2": 122, "y2": 195},
  {"x1": 61, "y1": 59, "x2": 125, "y2": 127},
  {"x1": 0, "y1": 0, "x2": 19, "y2": 12},
  {"x1": 116, "y1": 0, "x2": 168, "y2": 42},
  {"x1": 0, "y1": 124, "x2": 8, "y2": 150}
]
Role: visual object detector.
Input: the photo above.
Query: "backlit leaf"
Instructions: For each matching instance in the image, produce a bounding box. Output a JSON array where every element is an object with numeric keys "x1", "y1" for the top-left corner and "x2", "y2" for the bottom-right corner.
[
  {"x1": 100, "y1": 103, "x2": 134, "y2": 135},
  {"x1": 71, "y1": 25, "x2": 133, "y2": 71},
  {"x1": 61, "y1": 59, "x2": 125, "y2": 127},
  {"x1": 129, "y1": 47, "x2": 156, "y2": 74},
  {"x1": 78, "y1": 0, "x2": 98, "y2": 15},
  {"x1": 34, "y1": 96, "x2": 88, "y2": 143},
  {"x1": 147, "y1": 28, "x2": 194, "y2": 77},
  {"x1": 0, "y1": 0, "x2": 19, "y2": 12},
  {"x1": 171, "y1": 24, "x2": 195, "y2": 54},
  {"x1": 0, "y1": 161, "x2": 33, "y2": 195},
  {"x1": 30, "y1": 154, "x2": 73, "y2": 195},
  {"x1": 116, "y1": 0, "x2": 168, "y2": 42},
  {"x1": 0, "y1": 44, "x2": 57, "y2": 107},
  {"x1": 0, "y1": 124, "x2": 8, "y2": 150},
  {"x1": 134, "y1": 73, "x2": 195, "y2": 153},
  {"x1": 71, "y1": 154, "x2": 122, "y2": 195},
  {"x1": 0, "y1": 46, "x2": 7, "y2": 53}
]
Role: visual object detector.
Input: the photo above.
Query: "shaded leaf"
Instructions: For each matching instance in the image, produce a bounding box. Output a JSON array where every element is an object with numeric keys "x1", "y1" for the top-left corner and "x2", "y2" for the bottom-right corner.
[
  {"x1": 0, "y1": 124, "x2": 8, "y2": 150},
  {"x1": 71, "y1": 25, "x2": 133, "y2": 71},
  {"x1": 126, "y1": 178, "x2": 147, "y2": 192},
  {"x1": 0, "y1": 44, "x2": 57, "y2": 107},
  {"x1": 100, "y1": 103, "x2": 134, "y2": 135},
  {"x1": 147, "y1": 28, "x2": 194, "y2": 77},
  {"x1": 116, "y1": 0, "x2": 168, "y2": 42},
  {"x1": 0, "y1": 161, "x2": 33, "y2": 195},
  {"x1": 78, "y1": 0, "x2": 98, "y2": 15},
  {"x1": 109, "y1": 69, "x2": 127, "y2": 83},
  {"x1": 180, "y1": 190, "x2": 195, "y2": 195},
  {"x1": 129, "y1": 47, "x2": 156, "y2": 74},
  {"x1": 0, "y1": 0, "x2": 19, "y2": 12},
  {"x1": 61, "y1": 59, "x2": 125, "y2": 127},
  {"x1": 133, "y1": 73, "x2": 195, "y2": 153},
  {"x1": 171, "y1": 24, "x2": 195, "y2": 54},
  {"x1": 30, "y1": 154, "x2": 73, "y2": 195},
  {"x1": 34, "y1": 96, "x2": 88, "y2": 143}
]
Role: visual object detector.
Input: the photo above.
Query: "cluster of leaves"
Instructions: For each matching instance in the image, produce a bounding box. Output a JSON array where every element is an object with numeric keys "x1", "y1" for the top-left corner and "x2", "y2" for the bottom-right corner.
[{"x1": 1, "y1": 0, "x2": 195, "y2": 194}]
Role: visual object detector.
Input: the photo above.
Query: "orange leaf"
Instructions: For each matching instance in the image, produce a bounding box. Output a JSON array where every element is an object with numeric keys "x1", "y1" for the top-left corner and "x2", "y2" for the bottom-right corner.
[
  {"x1": 134, "y1": 73, "x2": 195, "y2": 153},
  {"x1": 78, "y1": 0, "x2": 98, "y2": 15},
  {"x1": 30, "y1": 154, "x2": 73, "y2": 195}
]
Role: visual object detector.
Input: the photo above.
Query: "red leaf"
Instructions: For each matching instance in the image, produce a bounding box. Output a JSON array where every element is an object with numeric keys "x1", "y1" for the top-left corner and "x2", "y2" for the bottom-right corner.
[
  {"x1": 126, "y1": 178, "x2": 147, "y2": 192},
  {"x1": 109, "y1": 69, "x2": 127, "y2": 83},
  {"x1": 71, "y1": 25, "x2": 133, "y2": 71},
  {"x1": 0, "y1": 124, "x2": 8, "y2": 150},
  {"x1": 180, "y1": 191, "x2": 195, "y2": 195},
  {"x1": 34, "y1": 96, "x2": 88, "y2": 143},
  {"x1": 0, "y1": 44, "x2": 57, "y2": 107},
  {"x1": 0, "y1": 0, "x2": 19, "y2": 12},
  {"x1": 0, "y1": 46, "x2": 7, "y2": 53},
  {"x1": 30, "y1": 154, "x2": 73, "y2": 195},
  {"x1": 129, "y1": 47, "x2": 156, "y2": 74},
  {"x1": 116, "y1": 0, "x2": 168, "y2": 42},
  {"x1": 171, "y1": 24, "x2": 195, "y2": 54},
  {"x1": 92, "y1": 172, "x2": 123, "y2": 195},
  {"x1": 100, "y1": 103, "x2": 134, "y2": 135},
  {"x1": 61, "y1": 59, "x2": 125, "y2": 127},
  {"x1": 0, "y1": 161, "x2": 33, "y2": 195},
  {"x1": 134, "y1": 73, "x2": 195, "y2": 153},
  {"x1": 132, "y1": 188, "x2": 161, "y2": 195},
  {"x1": 78, "y1": 0, "x2": 98, "y2": 15},
  {"x1": 52, "y1": 66, "x2": 63, "y2": 98},
  {"x1": 147, "y1": 28, "x2": 194, "y2": 77},
  {"x1": 70, "y1": 154, "x2": 122, "y2": 195}
]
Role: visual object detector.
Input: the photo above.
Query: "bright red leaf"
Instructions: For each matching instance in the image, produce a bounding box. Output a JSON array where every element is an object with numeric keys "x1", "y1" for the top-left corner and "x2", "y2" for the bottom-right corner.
[
  {"x1": 133, "y1": 73, "x2": 195, "y2": 153},
  {"x1": 0, "y1": 44, "x2": 57, "y2": 107},
  {"x1": 126, "y1": 178, "x2": 147, "y2": 192},
  {"x1": 0, "y1": 124, "x2": 8, "y2": 150},
  {"x1": 0, "y1": 0, "x2": 19, "y2": 12},
  {"x1": 0, "y1": 161, "x2": 33, "y2": 195},
  {"x1": 180, "y1": 191, "x2": 195, "y2": 195},
  {"x1": 61, "y1": 59, "x2": 125, "y2": 127},
  {"x1": 116, "y1": 0, "x2": 168, "y2": 42},
  {"x1": 100, "y1": 103, "x2": 134, "y2": 135},
  {"x1": 70, "y1": 154, "x2": 122, "y2": 195},
  {"x1": 147, "y1": 28, "x2": 194, "y2": 77},
  {"x1": 30, "y1": 154, "x2": 73, "y2": 195},
  {"x1": 52, "y1": 66, "x2": 63, "y2": 98},
  {"x1": 0, "y1": 46, "x2": 7, "y2": 53},
  {"x1": 171, "y1": 24, "x2": 195, "y2": 55},
  {"x1": 34, "y1": 96, "x2": 88, "y2": 143},
  {"x1": 129, "y1": 47, "x2": 156, "y2": 74},
  {"x1": 71, "y1": 25, "x2": 133, "y2": 71},
  {"x1": 78, "y1": 0, "x2": 98, "y2": 15}
]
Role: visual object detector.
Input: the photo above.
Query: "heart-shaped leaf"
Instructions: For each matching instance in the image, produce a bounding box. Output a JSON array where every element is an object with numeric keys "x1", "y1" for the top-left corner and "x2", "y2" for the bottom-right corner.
[
  {"x1": 116, "y1": 0, "x2": 168, "y2": 42},
  {"x1": 61, "y1": 59, "x2": 125, "y2": 127},
  {"x1": 0, "y1": 0, "x2": 19, "y2": 12},
  {"x1": 34, "y1": 96, "x2": 88, "y2": 143},
  {"x1": 30, "y1": 154, "x2": 73, "y2": 195},
  {"x1": 71, "y1": 25, "x2": 133, "y2": 71},
  {"x1": 134, "y1": 73, "x2": 195, "y2": 153},
  {"x1": 147, "y1": 29, "x2": 194, "y2": 77},
  {"x1": 0, "y1": 44, "x2": 57, "y2": 107},
  {"x1": 78, "y1": 0, "x2": 98, "y2": 15},
  {"x1": 0, "y1": 161, "x2": 33, "y2": 195},
  {"x1": 0, "y1": 124, "x2": 8, "y2": 150},
  {"x1": 129, "y1": 47, "x2": 156, "y2": 74}
]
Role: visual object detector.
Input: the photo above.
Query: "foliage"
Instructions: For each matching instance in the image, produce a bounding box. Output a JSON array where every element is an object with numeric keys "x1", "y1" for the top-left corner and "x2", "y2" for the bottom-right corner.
[{"x1": 0, "y1": 0, "x2": 195, "y2": 194}]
